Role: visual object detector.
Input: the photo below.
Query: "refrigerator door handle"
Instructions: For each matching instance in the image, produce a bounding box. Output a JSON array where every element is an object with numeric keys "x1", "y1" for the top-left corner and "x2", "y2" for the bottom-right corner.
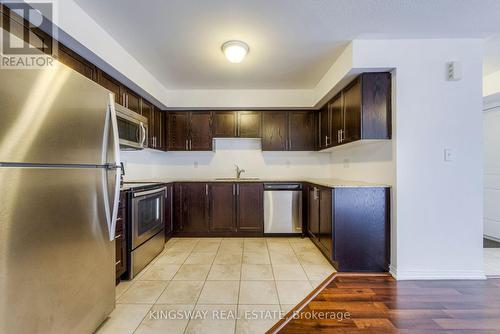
[{"x1": 102, "y1": 101, "x2": 121, "y2": 241}]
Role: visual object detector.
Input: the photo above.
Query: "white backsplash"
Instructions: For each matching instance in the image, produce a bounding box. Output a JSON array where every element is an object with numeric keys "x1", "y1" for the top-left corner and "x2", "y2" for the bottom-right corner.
[{"x1": 120, "y1": 138, "x2": 333, "y2": 181}]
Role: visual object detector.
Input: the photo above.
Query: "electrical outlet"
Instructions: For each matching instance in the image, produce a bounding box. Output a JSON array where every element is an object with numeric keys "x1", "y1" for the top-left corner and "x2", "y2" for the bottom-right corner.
[
  {"x1": 444, "y1": 149, "x2": 454, "y2": 162},
  {"x1": 343, "y1": 158, "x2": 350, "y2": 168}
]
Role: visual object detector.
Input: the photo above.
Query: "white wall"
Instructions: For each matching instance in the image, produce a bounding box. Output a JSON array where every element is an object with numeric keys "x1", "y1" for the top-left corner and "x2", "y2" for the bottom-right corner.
[
  {"x1": 484, "y1": 71, "x2": 500, "y2": 97},
  {"x1": 353, "y1": 39, "x2": 484, "y2": 279},
  {"x1": 54, "y1": 0, "x2": 169, "y2": 107},
  {"x1": 483, "y1": 104, "x2": 500, "y2": 241},
  {"x1": 121, "y1": 138, "x2": 332, "y2": 181}
]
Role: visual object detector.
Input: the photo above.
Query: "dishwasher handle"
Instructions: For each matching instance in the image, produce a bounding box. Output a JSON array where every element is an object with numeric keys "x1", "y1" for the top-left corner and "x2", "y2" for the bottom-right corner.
[{"x1": 264, "y1": 183, "x2": 302, "y2": 191}]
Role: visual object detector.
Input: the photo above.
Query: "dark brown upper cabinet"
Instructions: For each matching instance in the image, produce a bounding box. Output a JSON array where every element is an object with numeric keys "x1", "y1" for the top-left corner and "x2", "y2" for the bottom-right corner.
[
  {"x1": 213, "y1": 111, "x2": 237, "y2": 137},
  {"x1": 319, "y1": 72, "x2": 391, "y2": 150},
  {"x1": 212, "y1": 111, "x2": 261, "y2": 138},
  {"x1": 319, "y1": 104, "x2": 331, "y2": 150},
  {"x1": 168, "y1": 112, "x2": 190, "y2": 151},
  {"x1": 208, "y1": 183, "x2": 236, "y2": 232},
  {"x1": 97, "y1": 71, "x2": 123, "y2": 105},
  {"x1": 122, "y1": 88, "x2": 141, "y2": 114},
  {"x1": 288, "y1": 110, "x2": 316, "y2": 151},
  {"x1": 97, "y1": 71, "x2": 141, "y2": 113},
  {"x1": 190, "y1": 112, "x2": 213, "y2": 151},
  {"x1": 168, "y1": 112, "x2": 213, "y2": 151},
  {"x1": 330, "y1": 93, "x2": 344, "y2": 146},
  {"x1": 262, "y1": 111, "x2": 288, "y2": 151},
  {"x1": 238, "y1": 111, "x2": 261, "y2": 138},
  {"x1": 143, "y1": 102, "x2": 166, "y2": 151},
  {"x1": 58, "y1": 45, "x2": 96, "y2": 81}
]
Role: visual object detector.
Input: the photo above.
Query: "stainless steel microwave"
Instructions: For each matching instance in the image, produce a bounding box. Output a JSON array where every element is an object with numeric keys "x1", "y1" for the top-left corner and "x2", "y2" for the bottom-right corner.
[{"x1": 115, "y1": 103, "x2": 148, "y2": 150}]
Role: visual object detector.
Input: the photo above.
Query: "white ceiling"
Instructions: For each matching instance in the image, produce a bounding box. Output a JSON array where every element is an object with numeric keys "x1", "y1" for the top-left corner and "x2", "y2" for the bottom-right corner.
[{"x1": 74, "y1": 0, "x2": 500, "y2": 90}]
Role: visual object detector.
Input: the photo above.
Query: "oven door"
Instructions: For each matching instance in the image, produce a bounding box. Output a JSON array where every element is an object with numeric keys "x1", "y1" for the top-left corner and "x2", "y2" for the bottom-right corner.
[{"x1": 131, "y1": 187, "x2": 165, "y2": 249}]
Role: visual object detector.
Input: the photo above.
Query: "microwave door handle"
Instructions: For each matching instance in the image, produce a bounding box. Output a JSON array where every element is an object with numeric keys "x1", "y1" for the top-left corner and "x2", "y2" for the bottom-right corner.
[{"x1": 140, "y1": 122, "x2": 146, "y2": 148}]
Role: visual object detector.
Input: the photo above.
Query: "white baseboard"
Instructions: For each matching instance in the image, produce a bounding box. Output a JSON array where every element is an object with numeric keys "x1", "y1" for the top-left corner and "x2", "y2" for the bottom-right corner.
[{"x1": 389, "y1": 265, "x2": 486, "y2": 280}]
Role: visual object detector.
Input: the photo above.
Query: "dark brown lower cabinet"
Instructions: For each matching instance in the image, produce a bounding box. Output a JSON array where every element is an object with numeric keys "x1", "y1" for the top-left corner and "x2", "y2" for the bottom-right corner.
[
  {"x1": 173, "y1": 182, "x2": 263, "y2": 236},
  {"x1": 307, "y1": 184, "x2": 390, "y2": 272},
  {"x1": 307, "y1": 186, "x2": 320, "y2": 239},
  {"x1": 318, "y1": 188, "x2": 332, "y2": 255},
  {"x1": 236, "y1": 183, "x2": 263, "y2": 232},
  {"x1": 209, "y1": 183, "x2": 236, "y2": 232},
  {"x1": 115, "y1": 191, "x2": 127, "y2": 283},
  {"x1": 165, "y1": 183, "x2": 173, "y2": 240},
  {"x1": 173, "y1": 183, "x2": 209, "y2": 234}
]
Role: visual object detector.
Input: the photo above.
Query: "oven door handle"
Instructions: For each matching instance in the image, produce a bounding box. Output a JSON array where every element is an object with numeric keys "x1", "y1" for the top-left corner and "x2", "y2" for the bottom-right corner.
[{"x1": 133, "y1": 187, "x2": 166, "y2": 197}]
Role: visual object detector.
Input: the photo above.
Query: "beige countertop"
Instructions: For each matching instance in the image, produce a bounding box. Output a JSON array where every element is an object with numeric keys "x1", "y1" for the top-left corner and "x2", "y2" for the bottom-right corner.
[{"x1": 124, "y1": 177, "x2": 390, "y2": 188}]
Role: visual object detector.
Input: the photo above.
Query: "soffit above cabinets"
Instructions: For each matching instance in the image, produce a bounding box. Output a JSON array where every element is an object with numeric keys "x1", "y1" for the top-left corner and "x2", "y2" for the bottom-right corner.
[{"x1": 74, "y1": 0, "x2": 500, "y2": 90}]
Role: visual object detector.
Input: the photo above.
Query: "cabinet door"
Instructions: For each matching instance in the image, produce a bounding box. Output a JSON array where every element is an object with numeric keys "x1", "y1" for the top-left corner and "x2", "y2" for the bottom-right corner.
[
  {"x1": 319, "y1": 188, "x2": 333, "y2": 259},
  {"x1": 141, "y1": 100, "x2": 154, "y2": 148},
  {"x1": 343, "y1": 78, "x2": 362, "y2": 143},
  {"x1": 58, "y1": 45, "x2": 96, "y2": 81},
  {"x1": 237, "y1": 183, "x2": 263, "y2": 232},
  {"x1": 262, "y1": 111, "x2": 287, "y2": 151},
  {"x1": 153, "y1": 107, "x2": 164, "y2": 150},
  {"x1": 173, "y1": 183, "x2": 184, "y2": 232},
  {"x1": 288, "y1": 111, "x2": 316, "y2": 151},
  {"x1": 209, "y1": 183, "x2": 236, "y2": 232},
  {"x1": 184, "y1": 183, "x2": 209, "y2": 233},
  {"x1": 165, "y1": 184, "x2": 173, "y2": 238},
  {"x1": 168, "y1": 112, "x2": 189, "y2": 151},
  {"x1": 190, "y1": 112, "x2": 213, "y2": 151},
  {"x1": 213, "y1": 111, "x2": 237, "y2": 137},
  {"x1": 319, "y1": 105, "x2": 330, "y2": 149},
  {"x1": 97, "y1": 71, "x2": 123, "y2": 105},
  {"x1": 124, "y1": 89, "x2": 141, "y2": 114},
  {"x1": 330, "y1": 93, "x2": 344, "y2": 146},
  {"x1": 238, "y1": 111, "x2": 261, "y2": 138},
  {"x1": 308, "y1": 186, "x2": 320, "y2": 240}
]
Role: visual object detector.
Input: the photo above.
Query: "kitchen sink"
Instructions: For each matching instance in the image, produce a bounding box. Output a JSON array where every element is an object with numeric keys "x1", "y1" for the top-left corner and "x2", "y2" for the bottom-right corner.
[{"x1": 215, "y1": 177, "x2": 260, "y2": 181}]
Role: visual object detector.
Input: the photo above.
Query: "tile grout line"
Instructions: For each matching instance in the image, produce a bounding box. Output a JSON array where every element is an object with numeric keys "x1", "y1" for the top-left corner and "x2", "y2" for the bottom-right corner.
[
  {"x1": 132, "y1": 238, "x2": 201, "y2": 334},
  {"x1": 183, "y1": 238, "x2": 222, "y2": 334},
  {"x1": 290, "y1": 239, "x2": 314, "y2": 288}
]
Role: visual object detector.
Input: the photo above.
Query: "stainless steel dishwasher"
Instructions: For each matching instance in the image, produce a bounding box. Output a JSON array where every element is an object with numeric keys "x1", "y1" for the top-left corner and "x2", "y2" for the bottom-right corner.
[{"x1": 264, "y1": 183, "x2": 303, "y2": 234}]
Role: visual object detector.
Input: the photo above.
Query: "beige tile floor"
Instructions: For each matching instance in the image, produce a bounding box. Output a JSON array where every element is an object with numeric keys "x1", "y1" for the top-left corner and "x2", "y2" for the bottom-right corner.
[
  {"x1": 97, "y1": 237, "x2": 336, "y2": 334},
  {"x1": 484, "y1": 248, "x2": 500, "y2": 276}
]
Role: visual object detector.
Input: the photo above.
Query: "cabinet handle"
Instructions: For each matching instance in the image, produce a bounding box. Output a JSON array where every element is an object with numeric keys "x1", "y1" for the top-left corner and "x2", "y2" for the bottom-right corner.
[
  {"x1": 341, "y1": 129, "x2": 345, "y2": 142},
  {"x1": 115, "y1": 260, "x2": 121, "y2": 266},
  {"x1": 185, "y1": 139, "x2": 188, "y2": 150},
  {"x1": 325, "y1": 136, "x2": 329, "y2": 146},
  {"x1": 233, "y1": 184, "x2": 235, "y2": 196},
  {"x1": 237, "y1": 185, "x2": 240, "y2": 196},
  {"x1": 205, "y1": 184, "x2": 208, "y2": 196},
  {"x1": 190, "y1": 139, "x2": 192, "y2": 150},
  {"x1": 114, "y1": 234, "x2": 122, "y2": 240}
]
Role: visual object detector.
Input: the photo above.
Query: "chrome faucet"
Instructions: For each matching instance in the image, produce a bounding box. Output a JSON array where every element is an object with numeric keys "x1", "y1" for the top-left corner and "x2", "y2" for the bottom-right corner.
[{"x1": 235, "y1": 164, "x2": 246, "y2": 179}]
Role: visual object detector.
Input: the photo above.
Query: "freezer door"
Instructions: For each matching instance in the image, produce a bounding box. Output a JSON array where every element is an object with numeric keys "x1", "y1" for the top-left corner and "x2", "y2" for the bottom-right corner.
[
  {"x1": 0, "y1": 62, "x2": 113, "y2": 165},
  {"x1": 0, "y1": 167, "x2": 115, "y2": 334}
]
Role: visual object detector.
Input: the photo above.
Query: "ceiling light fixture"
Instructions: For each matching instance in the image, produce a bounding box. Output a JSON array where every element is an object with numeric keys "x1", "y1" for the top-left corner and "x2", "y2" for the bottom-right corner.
[{"x1": 221, "y1": 40, "x2": 249, "y2": 63}]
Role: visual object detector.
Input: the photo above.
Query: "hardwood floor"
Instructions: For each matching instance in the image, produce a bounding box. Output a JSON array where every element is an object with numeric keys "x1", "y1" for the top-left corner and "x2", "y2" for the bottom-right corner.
[{"x1": 269, "y1": 273, "x2": 500, "y2": 333}]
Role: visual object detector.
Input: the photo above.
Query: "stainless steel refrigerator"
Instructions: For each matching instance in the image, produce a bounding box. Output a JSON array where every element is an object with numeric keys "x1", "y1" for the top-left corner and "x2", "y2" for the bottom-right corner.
[{"x1": 0, "y1": 62, "x2": 121, "y2": 333}]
